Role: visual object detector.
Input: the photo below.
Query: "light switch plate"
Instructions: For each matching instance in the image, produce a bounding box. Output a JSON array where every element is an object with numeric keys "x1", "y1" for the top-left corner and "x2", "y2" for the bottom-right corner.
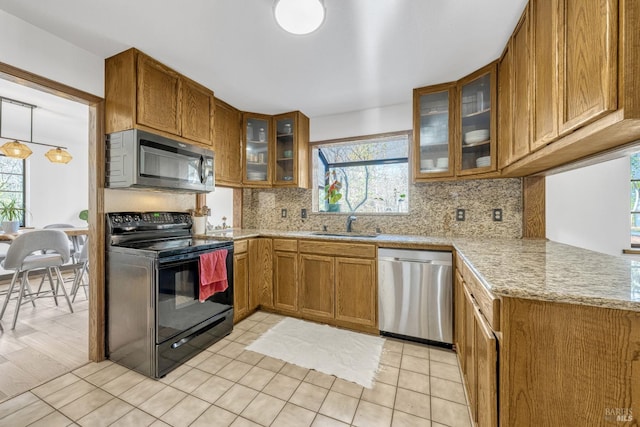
[
  {"x1": 301, "y1": 209, "x2": 307, "y2": 219},
  {"x1": 281, "y1": 209, "x2": 287, "y2": 218}
]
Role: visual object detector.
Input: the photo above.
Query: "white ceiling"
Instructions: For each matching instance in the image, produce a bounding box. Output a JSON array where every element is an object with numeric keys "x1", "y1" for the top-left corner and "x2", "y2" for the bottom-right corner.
[{"x1": 0, "y1": 0, "x2": 527, "y2": 118}]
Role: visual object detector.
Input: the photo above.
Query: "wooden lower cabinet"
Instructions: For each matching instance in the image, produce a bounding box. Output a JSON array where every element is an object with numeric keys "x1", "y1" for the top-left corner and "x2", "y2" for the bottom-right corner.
[
  {"x1": 249, "y1": 238, "x2": 273, "y2": 310},
  {"x1": 273, "y1": 249, "x2": 298, "y2": 314},
  {"x1": 233, "y1": 238, "x2": 272, "y2": 323},
  {"x1": 335, "y1": 257, "x2": 376, "y2": 327},
  {"x1": 299, "y1": 253, "x2": 334, "y2": 319},
  {"x1": 233, "y1": 241, "x2": 249, "y2": 322}
]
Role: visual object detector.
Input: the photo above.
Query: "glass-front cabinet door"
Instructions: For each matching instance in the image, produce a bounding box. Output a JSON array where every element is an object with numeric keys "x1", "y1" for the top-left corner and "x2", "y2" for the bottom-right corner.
[
  {"x1": 273, "y1": 111, "x2": 310, "y2": 188},
  {"x1": 413, "y1": 83, "x2": 455, "y2": 180},
  {"x1": 457, "y1": 64, "x2": 497, "y2": 175},
  {"x1": 243, "y1": 113, "x2": 271, "y2": 186}
]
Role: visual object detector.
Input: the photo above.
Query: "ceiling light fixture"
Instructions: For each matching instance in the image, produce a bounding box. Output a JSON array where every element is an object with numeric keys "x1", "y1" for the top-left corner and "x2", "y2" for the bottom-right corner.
[
  {"x1": 44, "y1": 147, "x2": 73, "y2": 164},
  {"x1": 274, "y1": 0, "x2": 325, "y2": 35},
  {"x1": 0, "y1": 96, "x2": 73, "y2": 164},
  {"x1": 0, "y1": 140, "x2": 32, "y2": 159}
]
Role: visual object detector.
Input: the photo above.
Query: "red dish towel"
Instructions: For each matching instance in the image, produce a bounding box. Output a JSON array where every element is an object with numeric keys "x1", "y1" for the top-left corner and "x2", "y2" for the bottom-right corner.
[{"x1": 199, "y1": 250, "x2": 228, "y2": 302}]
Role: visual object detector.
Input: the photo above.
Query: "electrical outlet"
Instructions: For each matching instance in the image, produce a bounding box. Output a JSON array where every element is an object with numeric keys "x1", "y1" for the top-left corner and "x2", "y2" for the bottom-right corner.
[
  {"x1": 301, "y1": 208, "x2": 307, "y2": 219},
  {"x1": 493, "y1": 208, "x2": 503, "y2": 222},
  {"x1": 281, "y1": 208, "x2": 287, "y2": 218},
  {"x1": 456, "y1": 208, "x2": 465, "y2": 221}
]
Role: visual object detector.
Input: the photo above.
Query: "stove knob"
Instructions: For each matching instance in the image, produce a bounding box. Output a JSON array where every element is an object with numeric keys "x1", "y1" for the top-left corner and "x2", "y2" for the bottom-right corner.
[
  {"x1": 112, "y1": 215, "x2": 122, "y2": 224},
  {"x1": 133, "y1": 215, "x2": 140, "y2": 222},
  {"x1": 124, "y1": 215, "x2": 133, "y2": 223}
]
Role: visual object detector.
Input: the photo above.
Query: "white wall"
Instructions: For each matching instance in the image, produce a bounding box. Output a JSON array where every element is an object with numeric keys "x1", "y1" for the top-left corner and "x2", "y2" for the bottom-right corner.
[
  {"x1": 546, "y1": 157, "x2": 629, "y2": 256},
  {"x1": 0, "y1": 10, "x2": 104, "y2": 97},
  {"x1": 310, "y1": 102, "x2": 412, "y2": 141},
  {"x1": 206, "y1": 187, "x2": 234, "y2": 228}
]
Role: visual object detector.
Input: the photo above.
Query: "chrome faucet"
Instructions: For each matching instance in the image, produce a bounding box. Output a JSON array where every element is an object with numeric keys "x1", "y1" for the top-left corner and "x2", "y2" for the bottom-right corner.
[{"x1": 346, "y1": 215, "x2": 357, "y2": 232}]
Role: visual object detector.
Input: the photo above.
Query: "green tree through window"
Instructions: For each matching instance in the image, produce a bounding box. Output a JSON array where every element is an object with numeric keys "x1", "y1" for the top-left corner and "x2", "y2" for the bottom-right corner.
[
  {"x1": 0, "y1": 155, "x2": 25, "y2": 226},
  {"x1": 313, "y1": 132, "x2": 409, "y2": 213}
]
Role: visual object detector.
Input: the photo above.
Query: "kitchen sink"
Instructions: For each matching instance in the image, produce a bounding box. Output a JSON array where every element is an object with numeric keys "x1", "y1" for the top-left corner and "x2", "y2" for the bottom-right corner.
[{"x1": 311, "y1": 231, "x2": 379, "y2": 238}]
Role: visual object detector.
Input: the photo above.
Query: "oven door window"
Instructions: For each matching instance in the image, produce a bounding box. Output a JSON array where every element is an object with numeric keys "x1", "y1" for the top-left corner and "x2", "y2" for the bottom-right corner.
[{"x1": 156, "y1": 257, "x2": 231, "y2": 343}]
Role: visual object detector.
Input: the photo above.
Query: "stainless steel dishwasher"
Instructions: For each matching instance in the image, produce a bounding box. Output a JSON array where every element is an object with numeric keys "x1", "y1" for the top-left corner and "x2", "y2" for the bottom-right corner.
[{"x1": 378, "y1": 248, "x2": 453, "y2": 346}]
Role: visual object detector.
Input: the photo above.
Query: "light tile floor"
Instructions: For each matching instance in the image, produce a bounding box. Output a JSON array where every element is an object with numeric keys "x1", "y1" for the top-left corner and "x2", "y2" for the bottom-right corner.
[
  {"x1": 0, "y1": 311, "x2": 472, "y2": 427},
  {"x1": 0, "y1": 274, "x2": 89, "y2": 401}
]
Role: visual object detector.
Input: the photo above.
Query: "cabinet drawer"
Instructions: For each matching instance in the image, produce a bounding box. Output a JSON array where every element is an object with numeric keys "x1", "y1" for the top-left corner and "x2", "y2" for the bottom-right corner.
[
  {"x1": 235, "y1": 239, "x2": 248, "y2": 254},
  {"x1": 273, "y1": 239, "x2": 297, "y2": 252},
  {"x1": 299, "y1": 240, "x2": 375, "y2": 258},
  {"x1": 462, "y1": 261, "x2": 500, "y2": 331}
]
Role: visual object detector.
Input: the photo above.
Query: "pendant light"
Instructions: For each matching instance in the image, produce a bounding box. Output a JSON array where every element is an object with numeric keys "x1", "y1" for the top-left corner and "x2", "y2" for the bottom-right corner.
[
  {"x1": 0, "y1": 140, "x2": 33, "y2": 159},
  {"x1": 274, "y1": 0, "x2": 325, "y2": 35},
  {"x1": 44, "y1": 147, "x2": 73, "y2": 164},
  {"x1": 0, "y1": 96, "x2": 73, "y2": 164}
]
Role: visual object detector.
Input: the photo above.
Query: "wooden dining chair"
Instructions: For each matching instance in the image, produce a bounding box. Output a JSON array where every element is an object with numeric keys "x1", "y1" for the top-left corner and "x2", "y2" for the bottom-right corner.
[{"x1": 0, "y1": 229, "x2": 73, "y2": 329}]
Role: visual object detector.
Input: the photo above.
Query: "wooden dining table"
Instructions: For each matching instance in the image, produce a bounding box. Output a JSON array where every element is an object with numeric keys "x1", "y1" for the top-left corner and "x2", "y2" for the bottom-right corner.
[{"x1": 0, "y1": 227, "x2": 89, "y2": 242}]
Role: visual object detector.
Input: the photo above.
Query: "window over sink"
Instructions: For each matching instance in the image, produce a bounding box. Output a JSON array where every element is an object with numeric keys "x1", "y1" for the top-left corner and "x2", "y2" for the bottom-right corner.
[
  {"x1": 311, "y1": 132, "x2": 410, "y2": 214},
  {"x1": 631, "y1": 153, "x2": 640, "y2": 247}
]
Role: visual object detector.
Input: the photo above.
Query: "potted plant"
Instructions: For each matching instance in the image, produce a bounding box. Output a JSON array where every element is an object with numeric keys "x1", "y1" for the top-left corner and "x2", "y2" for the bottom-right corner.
[
  {"x1": 324, "y1": 170, "x2": 342, "y2": 212},
  {"x1": 0, "y1": 198, "x2": 24, "y2": 233}
]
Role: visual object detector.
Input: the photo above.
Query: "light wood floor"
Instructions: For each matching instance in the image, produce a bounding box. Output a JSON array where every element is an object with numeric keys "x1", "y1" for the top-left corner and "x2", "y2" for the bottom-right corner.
[{"x1": 0, "y1": 274, "x2": 89, "y2": 402}]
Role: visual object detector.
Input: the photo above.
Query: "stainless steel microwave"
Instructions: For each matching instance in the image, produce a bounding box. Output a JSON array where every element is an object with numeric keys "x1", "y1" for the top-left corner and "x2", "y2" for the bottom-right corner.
[{"x1": 106, "y1": 129, "x2": 214, "y2": 193}]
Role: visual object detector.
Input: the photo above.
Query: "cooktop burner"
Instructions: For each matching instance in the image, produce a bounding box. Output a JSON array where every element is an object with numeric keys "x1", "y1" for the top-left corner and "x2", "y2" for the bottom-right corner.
[{"x1": 106, "y1": 212, "x2": 232, "y2": 258}]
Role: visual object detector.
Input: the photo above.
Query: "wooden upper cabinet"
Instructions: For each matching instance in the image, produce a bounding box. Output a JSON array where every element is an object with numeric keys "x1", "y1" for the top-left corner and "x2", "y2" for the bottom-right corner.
[
  {"x1": 456, "y1": 63, "x2": 497, "y2": 176},
  {"x1": 273, "y1": 111, "x2": 310, "y2": 188},
  {"x1": 105, "y1": 48, "x2": 214, "y2": 146},
  {"x1": 413, "y1": 83, "x2": 456, "y2": 181},
  {"x1": 181, "y1": 79, "x2": 214, "y2": 145},
  {"x1": 531, "y1": 0, "x2": 559, "y2": 150},
  {"x1": 559, "y1": 0, "x2": 618, "y2": 134},
  {"x1": 497, "y1": 45, "x2": 512, "y2": 170},
  {"x1": 137, "y1": 54, "x2": 181, "y2": 135},
  {"x1": 511, "y1": 6, "x2": 531, "y2": 163},
  {"x1": 243, "y1": 113, "x2": 272, "y2": 187},
  {"x1": 213, "y1": 97, "x2": 243, "y2": 186}
]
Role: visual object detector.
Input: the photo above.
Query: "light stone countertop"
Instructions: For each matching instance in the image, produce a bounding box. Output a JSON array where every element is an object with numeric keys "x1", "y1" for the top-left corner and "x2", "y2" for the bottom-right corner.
[{"x1": 200, "y1": 229, "x2": 640, "y2": 312}]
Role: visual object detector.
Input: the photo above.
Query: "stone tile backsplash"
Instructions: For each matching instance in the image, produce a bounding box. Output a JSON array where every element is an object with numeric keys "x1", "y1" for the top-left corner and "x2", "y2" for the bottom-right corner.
[{"x1": 242, "y1": 178, "x2": 523, "y2": 238}]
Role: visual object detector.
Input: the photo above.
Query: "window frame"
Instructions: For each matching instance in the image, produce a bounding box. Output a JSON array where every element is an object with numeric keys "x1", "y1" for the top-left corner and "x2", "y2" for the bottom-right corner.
[{"x1": 310, "y1": 130, "x2": 411, "y2": 215}]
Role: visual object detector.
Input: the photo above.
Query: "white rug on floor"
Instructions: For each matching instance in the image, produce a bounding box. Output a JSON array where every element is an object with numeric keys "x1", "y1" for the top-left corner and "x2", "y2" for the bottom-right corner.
[{"x1": 246, "y1": 317, "x2": 384, "y2": 388}]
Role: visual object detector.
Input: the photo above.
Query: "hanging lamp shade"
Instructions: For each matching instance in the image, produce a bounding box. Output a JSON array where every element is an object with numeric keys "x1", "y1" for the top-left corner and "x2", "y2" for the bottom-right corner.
[
  {"x1": 44, "y1": 147, "x2": 73, "y2": 164},
  {"x1": 0, "y1": 140, "x2": 33, "y2": 159}
]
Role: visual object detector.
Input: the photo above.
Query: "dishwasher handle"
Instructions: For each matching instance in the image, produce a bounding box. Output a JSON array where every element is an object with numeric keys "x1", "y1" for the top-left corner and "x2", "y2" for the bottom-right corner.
[{"x1": 378, "y1": 256, "x2": 451, "y2": 266}]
